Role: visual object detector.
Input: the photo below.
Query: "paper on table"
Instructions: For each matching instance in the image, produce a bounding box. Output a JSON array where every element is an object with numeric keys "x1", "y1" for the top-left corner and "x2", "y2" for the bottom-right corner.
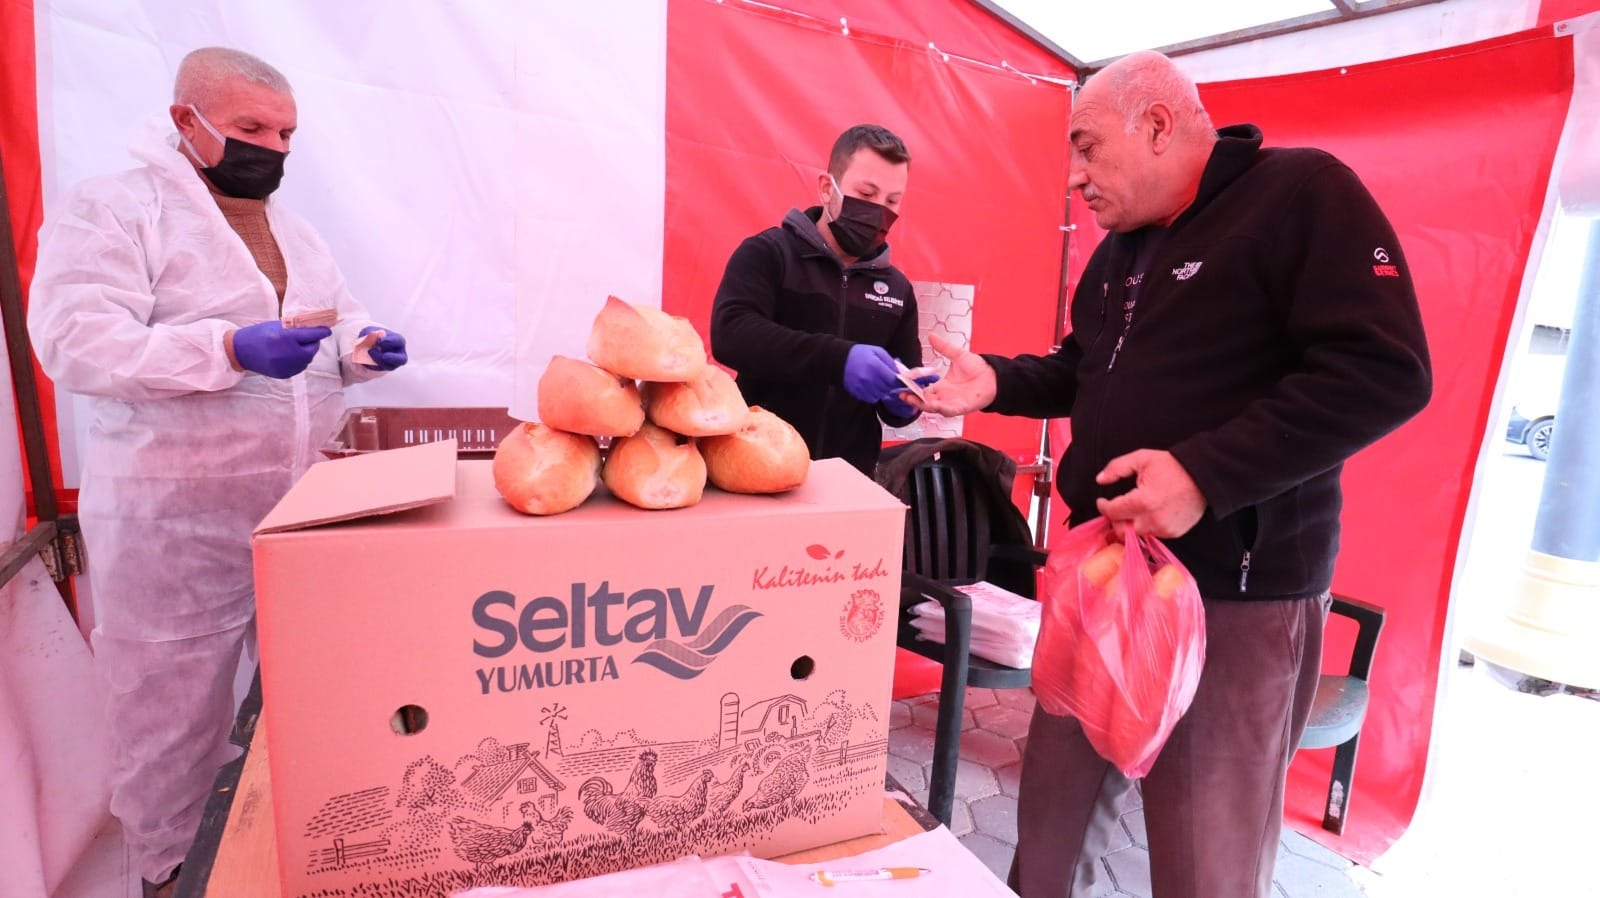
[
  {"x1": 453, "y1": 827, "x2": 1016, "y2": 898},
  {"x1": 353, "y1": 329, "x2": 385, "y2": 366},
  {"x1": 735, "y1": 827, "x2": 1018, "y2": 897}
]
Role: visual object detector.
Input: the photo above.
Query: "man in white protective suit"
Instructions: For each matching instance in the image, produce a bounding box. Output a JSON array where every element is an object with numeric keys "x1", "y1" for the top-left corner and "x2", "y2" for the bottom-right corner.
[{"x1": 27, "y1": 47, "x2": 408, "y2": 897}]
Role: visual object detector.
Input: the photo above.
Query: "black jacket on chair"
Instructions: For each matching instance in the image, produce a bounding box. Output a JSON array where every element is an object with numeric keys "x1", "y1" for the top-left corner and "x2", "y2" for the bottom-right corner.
[{"x1": 876, "y1": 437, "x2": 1038, "y2": 598}]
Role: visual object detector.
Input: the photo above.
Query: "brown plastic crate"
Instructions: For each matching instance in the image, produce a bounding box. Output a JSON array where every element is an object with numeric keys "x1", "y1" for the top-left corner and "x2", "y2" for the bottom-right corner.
[{"x1": 321, "y1": 407, "x2": 522, "y2": 460}]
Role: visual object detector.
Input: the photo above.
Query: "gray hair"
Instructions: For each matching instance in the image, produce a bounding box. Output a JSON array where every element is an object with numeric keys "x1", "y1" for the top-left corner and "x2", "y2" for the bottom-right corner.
[
  {"x1": 1093, "y1": 50, "x2": 1213, "y2": 137},
  {"x1": 173, "y1": 47, "x2": 292, "y2": 110}
]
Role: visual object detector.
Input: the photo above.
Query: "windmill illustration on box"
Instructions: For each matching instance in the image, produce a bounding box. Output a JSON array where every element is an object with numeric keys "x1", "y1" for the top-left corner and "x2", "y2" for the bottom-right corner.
[{"x1": 542, "y1": 703, "x2": 567, "y2": 759}]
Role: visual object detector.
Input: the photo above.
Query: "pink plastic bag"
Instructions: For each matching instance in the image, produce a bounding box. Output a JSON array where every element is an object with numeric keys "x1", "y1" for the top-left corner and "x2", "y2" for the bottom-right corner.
[{"x1": 1033, "y1": 517, "x2": 1206, "y2": 777}]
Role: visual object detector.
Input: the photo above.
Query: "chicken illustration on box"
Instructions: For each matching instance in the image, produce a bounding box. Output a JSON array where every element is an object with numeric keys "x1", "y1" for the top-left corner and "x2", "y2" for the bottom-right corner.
[
  {"x1": 645, "y1": 769, "x2": 716, "y2": 831},
  {"x1": 517, "y1": 801, "x2": 575, "y2": 844},
  {"x1": 447, "y1": 817, "x2": 534, "y2": 873},
  {"x1": 742, "y1": 743, "x2": 812, "y2": 813},
  {"x1": 704, "y1": 760, "x2": 749, "y2": 818},
  {"x1": 294, "y1": 686, "x2": 887, "y2": 892},
  {"x1": 577, "y1": 750, "x2": 657, "y2": 836}
]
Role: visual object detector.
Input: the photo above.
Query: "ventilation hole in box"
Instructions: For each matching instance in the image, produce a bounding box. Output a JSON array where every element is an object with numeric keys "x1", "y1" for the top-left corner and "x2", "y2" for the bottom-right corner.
[
  {"x1": 790, "y1": 656, "x2": 815, "y2": 680},
  {"x1": 391, "y1": 705, "x2": 429, "y2": 735}
]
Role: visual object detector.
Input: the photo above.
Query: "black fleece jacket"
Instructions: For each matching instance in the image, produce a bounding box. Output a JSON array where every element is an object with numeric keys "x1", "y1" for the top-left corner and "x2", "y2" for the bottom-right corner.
[
  {"x1": 711, "y1": 207, "x2": 923, "y2": 474},
  {"x1": 988, "y1": 125, "x2": 1432, "y2": 600}
]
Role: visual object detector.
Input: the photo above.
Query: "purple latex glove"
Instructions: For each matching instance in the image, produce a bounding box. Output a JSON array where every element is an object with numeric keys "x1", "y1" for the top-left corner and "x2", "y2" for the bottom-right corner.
[
  {"x1": 359, "y1": 326, "x2": 408, "y2": 371},
  {"x1": 233, "y1": 321, "x2": 330, "y2": 378},
  {"x1": 843, "y1": 344, "x2": 900, "y2": 403},
  {"x1": 880, "y1": 373, "x2": 940, "y2": 418}
]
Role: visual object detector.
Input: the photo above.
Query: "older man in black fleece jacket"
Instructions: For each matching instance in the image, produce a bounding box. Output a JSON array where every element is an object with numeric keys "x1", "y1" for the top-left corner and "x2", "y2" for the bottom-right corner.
[{"x1": 917, "y1": 51, "x2": 1431, "y2": 898}]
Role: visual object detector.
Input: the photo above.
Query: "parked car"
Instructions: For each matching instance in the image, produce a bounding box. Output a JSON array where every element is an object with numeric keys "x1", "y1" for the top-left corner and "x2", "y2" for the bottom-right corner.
[
  {"x1": 1505, "y1": 406, "x2": 1555, "y2": 460},
  {"x1": 1504, "y1": 351, "x2": 1565, "y2": 461}
]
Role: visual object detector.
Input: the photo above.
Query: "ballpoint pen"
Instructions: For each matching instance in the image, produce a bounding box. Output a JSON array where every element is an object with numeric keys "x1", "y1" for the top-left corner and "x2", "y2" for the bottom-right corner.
[{"x1": 810, "y1": 866, "x2": 932, "y2": 886}]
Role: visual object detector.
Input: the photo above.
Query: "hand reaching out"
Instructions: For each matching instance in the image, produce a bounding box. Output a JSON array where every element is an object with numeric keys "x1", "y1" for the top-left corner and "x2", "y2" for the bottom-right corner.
[{"x1": 913, "y1": 333, "x2": 997, "y2": 417}]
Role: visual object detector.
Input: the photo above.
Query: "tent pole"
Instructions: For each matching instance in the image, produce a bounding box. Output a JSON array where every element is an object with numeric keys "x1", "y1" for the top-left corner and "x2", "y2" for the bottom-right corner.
[{"x1": 0, "y1": 142, "x2": 78, "y2": 611}]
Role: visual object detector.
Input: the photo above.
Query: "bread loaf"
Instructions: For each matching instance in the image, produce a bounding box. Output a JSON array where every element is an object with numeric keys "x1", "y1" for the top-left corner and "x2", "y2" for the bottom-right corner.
[
  {"x1": 642, "y1": 366, "x2": 749, "y2": 437},
  {"x1": 492, "y1": 423, "x2": 601, "y2": 515},
  {"x1": 537, "y1": 355, "x2": 644, "y2": 438},
  {"x1": 586, "y1": 295, "x2": 707, "y2": 382},
  {"x1": 700, "y1": 406, "x2": 810, "y2": 494},
  {"x1": 603, "y1": 422, "x2": 707, "y2": 510}
]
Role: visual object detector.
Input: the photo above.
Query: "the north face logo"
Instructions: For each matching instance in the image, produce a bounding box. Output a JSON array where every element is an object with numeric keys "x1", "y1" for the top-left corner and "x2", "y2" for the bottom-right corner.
[{"x1": 1172, "y1": 262, "x2": 1203, "y2": 281}]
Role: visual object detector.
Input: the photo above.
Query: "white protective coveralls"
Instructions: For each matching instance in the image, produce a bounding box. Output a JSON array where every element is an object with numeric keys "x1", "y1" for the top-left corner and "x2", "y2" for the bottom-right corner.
[{"x1": 27, "y1": 121, "x2": 388, "y2": 881}]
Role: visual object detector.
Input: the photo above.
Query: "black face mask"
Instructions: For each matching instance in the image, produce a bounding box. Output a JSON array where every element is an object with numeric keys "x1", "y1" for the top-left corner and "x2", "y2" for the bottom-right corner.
[
  {"x1": 827, "y1": 190, "x2": 899, "y2": 258},
  {"x1": 202, "y1": 138, "x2": 287, "y2": 200},
  {"x1": 183, "y1": 106, "x2": 288, "y2": 199}
]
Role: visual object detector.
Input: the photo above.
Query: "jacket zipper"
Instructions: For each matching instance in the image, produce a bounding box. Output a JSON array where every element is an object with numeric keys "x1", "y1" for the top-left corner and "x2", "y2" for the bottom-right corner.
[
  {"x1": 1089, "y1": 241, "x2": 1155, "y2": 515},
  {"x1": 1239, "y1": 550, "x2": 1251, "y2": 593},
  {"x1": 1088, "y1": 283, "x2": 1111, "y2": 353},
  {"x1": 813, "y1": 267, "x2": 851, "y2": 453},
  {"x1": 1087, "y1": 281, "x2": 1114, "y2": 483}
]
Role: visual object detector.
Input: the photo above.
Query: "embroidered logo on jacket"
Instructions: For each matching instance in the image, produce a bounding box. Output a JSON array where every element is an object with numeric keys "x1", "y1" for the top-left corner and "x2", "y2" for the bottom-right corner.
[
  {"x1": 1172, "y1": 261, "x2": 1203, "y2": 281},
  {"x1": 1373, "y1": 265, "x2": 1400, "y2": 277}
]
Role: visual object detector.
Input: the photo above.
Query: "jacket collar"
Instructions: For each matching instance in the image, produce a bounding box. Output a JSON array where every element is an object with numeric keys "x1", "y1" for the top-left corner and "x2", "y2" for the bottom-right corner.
[
  {"x1": 1170, "y1": 123, "x2": 1263, "y2": 229},
  {"x1": 783, "y1": 206, "x2": 893, "y2": 271}
]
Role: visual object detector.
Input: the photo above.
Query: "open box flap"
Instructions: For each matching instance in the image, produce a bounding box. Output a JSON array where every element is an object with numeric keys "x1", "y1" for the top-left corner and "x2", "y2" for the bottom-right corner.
[{"x1": 254, "y1": 439, "x2": 458, "y2": 535}]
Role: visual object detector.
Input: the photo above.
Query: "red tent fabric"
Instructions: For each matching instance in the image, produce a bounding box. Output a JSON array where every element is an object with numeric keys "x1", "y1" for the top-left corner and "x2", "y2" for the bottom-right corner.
[
  {"x1": 661, "y1": 0, "x2": 1073, "y2": 482},
  {"x1": 0, "y1": 0, "x2": 61, "y2": 515},
  {"x1": 774, "y1": 0, "x2": 1075, "y2": 80}
]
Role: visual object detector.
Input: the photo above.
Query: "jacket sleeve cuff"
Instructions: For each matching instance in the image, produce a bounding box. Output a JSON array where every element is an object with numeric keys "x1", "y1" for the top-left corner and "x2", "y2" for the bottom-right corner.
[
  {"x1": 813, "y1": 339, "x2": 855, "y2": 386},
  {"x1": 1168, "y1": 437, "x2": 1242, "y2": 519},
  {"x1": 224, "y1": 328, "x2": 243, "y2": 372},
  {"x1": 877, "y1": 402, "x2": 919, "y2": 428},
  {"x1": 981, "y1": 354, "x2": 1023, "y2": 414}
]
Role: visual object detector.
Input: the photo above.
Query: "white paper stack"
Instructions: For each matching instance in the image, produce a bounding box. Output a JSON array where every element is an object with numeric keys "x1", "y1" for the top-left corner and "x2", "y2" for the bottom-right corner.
[{"x1": 909, "y1": 581, "x2": 1040, "y2": 669}]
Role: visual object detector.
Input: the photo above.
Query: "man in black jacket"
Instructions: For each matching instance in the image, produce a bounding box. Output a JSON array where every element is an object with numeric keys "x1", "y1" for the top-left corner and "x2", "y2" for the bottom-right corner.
[
  {"x1": 918, "y1": 52, "x2": 1431, "y2": 898},
  {"x1": 711, "y1": 124, "x2": 934, "y2": 475}
]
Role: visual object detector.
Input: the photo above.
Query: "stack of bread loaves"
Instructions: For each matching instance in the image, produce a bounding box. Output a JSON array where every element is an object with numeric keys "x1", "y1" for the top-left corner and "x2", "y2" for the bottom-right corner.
[{"x1": 493, "y1": 296, "x2": 811, "y2": 514}]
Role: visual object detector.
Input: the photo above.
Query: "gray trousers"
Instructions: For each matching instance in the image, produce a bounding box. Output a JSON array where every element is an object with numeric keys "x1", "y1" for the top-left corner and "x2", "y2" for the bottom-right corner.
[{"x1": 1010, "y1": 594, "x2": 1330, "y2": 898}]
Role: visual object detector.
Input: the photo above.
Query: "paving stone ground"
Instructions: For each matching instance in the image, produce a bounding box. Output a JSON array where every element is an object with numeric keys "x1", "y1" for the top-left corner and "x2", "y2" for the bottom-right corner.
[{"x1": 888, "y1": 688, "x2": 1367, "y2": 897}]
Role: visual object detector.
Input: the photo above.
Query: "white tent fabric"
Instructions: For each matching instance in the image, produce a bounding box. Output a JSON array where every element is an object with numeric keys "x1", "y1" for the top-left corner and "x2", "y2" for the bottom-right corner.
[
  {"x1": 0, "y1": 558, "x2": 117, "y2": 898},
  {"x1": 0, "y1": 292, "x2": 116, "y2": 894},
  {"x1": 1151, "y1": 0, "x2": 1542, "y2": 81},
  {"x1": 1558, "y1": 13, "x2": 1600, "y2": 213},
  {"x1": 34, "y1": 0, "x2": 668, "y2": 484}
]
